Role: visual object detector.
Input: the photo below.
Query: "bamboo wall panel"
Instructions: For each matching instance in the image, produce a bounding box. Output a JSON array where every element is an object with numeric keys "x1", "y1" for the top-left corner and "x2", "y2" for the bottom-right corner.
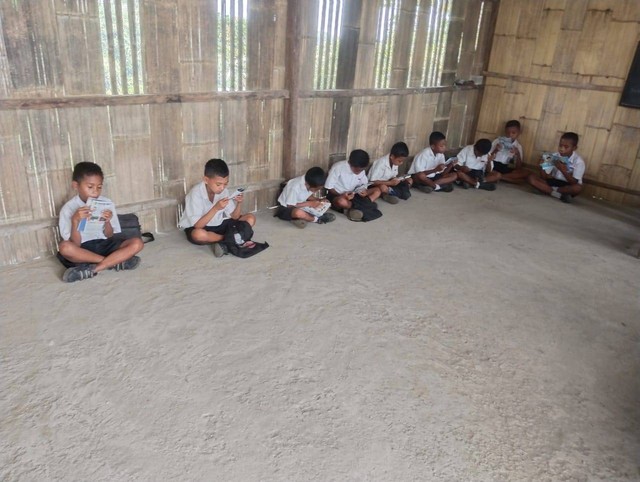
[{"x1": 478, "y1": 0, "x2": 640, "y2": 205}]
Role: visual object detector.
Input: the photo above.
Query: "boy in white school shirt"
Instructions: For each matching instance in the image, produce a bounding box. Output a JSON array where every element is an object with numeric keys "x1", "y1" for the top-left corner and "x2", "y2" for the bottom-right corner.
[
  {"x1": 527, "y1": 132, "x2": 585, "y2": 203},
  {"x1": 179, "y1": 158, "x2": 256, "y2": 257},
  {"x1": 325, "y1": 149, "x2": 382, "y2": 222},
  {"x1": 455, "y1": 138, "x2": 501, "y2": 190},
  {"x1": 489, "y1": 119, "x2": 529, "y2": 183},
  {"x1": 368, "y1": 141, "x2": 413, "y2": 203},
  {"x1": 57, "y1": 162, "x2": 144, "y2": 283},
  {"x1": 275, "y1": 167, "x2": 336, "y2": 228},
  {"x1": 408, "y1": 131, "x2": 456, "y2": 193}
]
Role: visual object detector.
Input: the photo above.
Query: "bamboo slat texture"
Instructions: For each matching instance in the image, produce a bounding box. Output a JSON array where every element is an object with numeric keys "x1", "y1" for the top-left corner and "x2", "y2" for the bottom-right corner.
[
  {"x1": 477, "y1": 0, "x2": 640, "y2": 205},
  {"x1": 0, "y1": 0, "x2": 493, "y2": 265}
]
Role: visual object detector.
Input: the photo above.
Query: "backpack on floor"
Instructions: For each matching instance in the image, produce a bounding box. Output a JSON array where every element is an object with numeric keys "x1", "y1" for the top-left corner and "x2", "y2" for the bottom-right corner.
[
  {"x1": 350, "y1": 195, "x2": 383, "y2": 222},
  {"x1": 113, "y1": 213, "x2": 155, "y2": 243},
  {"x1": 222, "y1": 220, "x2": 269, "y2": 258}
]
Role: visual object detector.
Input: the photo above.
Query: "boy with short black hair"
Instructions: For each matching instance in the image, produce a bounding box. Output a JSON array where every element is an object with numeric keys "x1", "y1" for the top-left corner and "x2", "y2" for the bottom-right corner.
[
  {"x1": 325, "y1": 149, "x2": 382, "y2": 222},
  {"x1": 57, "y1": 162, "x2": 144, "y2": 282},
  {"x1": 490, "y1": 120, "x2": 528, "y2": 183},
  {"x1": 179, "y1": 158, "x2": 256, "y2": 256},
  {"x1": 527, "y1": 132, "x2": 585, "y2": 203},
  {"x1": 368, "y1": 142, "x2": 413, "y2": 203},
  {"x1": 408, "y1": 131, "x2": 456, "y2": 193},
  {"x1": 455, "y1": 138, "x2": 501, "y2": 190},
  {"x1": 275, "y1": 166, "x2": 336, "y2": 228}
]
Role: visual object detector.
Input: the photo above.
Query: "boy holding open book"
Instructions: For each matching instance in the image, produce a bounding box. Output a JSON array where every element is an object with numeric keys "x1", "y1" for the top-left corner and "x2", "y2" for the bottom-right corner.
[
  {"x1": 57, "y1": 162, "x2": 144, "y2": 283},
  {"x1": 408, "y1": 131, "x2": 456, "y2": 193},
  {"x1": 368, "y1": 141, "x2": 413, "y2": 203},
  {"x1": 275, "y1": 167, "x2": 336, "y2": 228}
]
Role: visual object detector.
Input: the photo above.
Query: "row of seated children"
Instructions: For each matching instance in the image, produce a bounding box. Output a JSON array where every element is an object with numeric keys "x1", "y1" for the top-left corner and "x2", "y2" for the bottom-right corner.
[{"x1": 56, "y1": 122, "x2": 585, "y2": 281}]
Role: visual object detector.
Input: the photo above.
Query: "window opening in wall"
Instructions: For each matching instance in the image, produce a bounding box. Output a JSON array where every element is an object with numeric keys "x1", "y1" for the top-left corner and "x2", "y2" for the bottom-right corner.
[
  {"x1": 313, "y1": 0, "x2": 343, "y2": 90},
  {"x1": 373, "y1": 0, "x2": 401, "y2": 89},
  {"x1": 98, "y1": 0, "x2": 144, "y2": 95},
  {"x1": 216, "y1": 0, "x2": 248, "y2": 91}
]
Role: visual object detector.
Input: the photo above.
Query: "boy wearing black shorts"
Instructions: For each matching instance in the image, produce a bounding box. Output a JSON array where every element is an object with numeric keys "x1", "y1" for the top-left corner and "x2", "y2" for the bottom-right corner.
[
  {"x1": 275, "y1": 167, "x2": 336, "y2": 228},
  {"x1": 57, "y1": 162, "x2": 144, "y2": 282},
  {"x1": 455, "y1": 139, "x2": 501, "y2": 190},
  {"x1": 179, "y1": 158, "x2": 256, "y2": 256}
]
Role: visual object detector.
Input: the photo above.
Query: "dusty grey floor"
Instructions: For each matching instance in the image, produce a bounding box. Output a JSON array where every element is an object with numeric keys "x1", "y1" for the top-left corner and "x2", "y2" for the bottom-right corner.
[{"x1": 1, "y1": 184, "x2": 639, "y2": 481}]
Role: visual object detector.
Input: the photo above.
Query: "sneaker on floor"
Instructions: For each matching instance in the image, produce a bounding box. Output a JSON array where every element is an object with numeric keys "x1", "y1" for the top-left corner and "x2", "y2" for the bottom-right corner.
[
  {"x1": 478, "y1": 182, "x2": 497, "y2": 191},
  {"x1": 381, "y1": 193, "x2": 399, "y2": 204},
  {"x1": 347, "y1": 209, "x2": 364, "y2": 222},
  {"x1": 63, "y1": 265, "x2": 97, "y2": 283},
  {"x1": 438, "y1": 184, "x2": 454, "y2": 192},
  {"x1": 560, "y1": 193, "x2": 572, "y2": 203},
  {"x1": 461, "y1": 182, "x2": 471, "y2": 189},
  {"x1": 212, "y1": 243, "x2": 228, "y2": 258},
  {"x1": 291, "y1": 219, "x2": 307, "y2": 229},
  {"x1": 416, "y1": 185, "x2": 433, "y2": 193},
  {"x1": 111, "y1": 255, "x2": 141, "y2": 271},
  {"x1": 317, "y1": 212, "x2": 336, "y2": 224}
]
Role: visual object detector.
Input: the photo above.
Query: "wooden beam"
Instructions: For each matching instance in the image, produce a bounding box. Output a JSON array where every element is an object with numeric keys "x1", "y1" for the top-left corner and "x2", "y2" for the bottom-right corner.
[
  {"x1": 483, "y1": 71, "x2": 622, "y2": 93},
  {"x1": 0, "y1": 90, "x2": 290, "y2": 110},
  {"x1": 300, "y1": 84, "x2": 481, "y2": 98},
  {"x1": 282, "y1": 0, "x2": 301, "y2": 179}
]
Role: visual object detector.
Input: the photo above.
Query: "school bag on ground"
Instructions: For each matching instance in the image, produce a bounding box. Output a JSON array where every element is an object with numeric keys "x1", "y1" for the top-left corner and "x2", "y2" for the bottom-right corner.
[
  {"x1": 350, "y1": 195, "x2": 383, "y2": 222},
  {"x1": 221, "y1": 220, "x2": 269, "y2": 258}
]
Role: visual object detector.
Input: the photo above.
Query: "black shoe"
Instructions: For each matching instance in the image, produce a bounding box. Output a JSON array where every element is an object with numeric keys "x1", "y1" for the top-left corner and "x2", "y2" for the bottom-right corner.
[
  {"x1": 63, "y1": 265, "x2": 97, "y2": 283},
  {"x1": 317, "y1": 212, "x2": 336, "y2": 224},
  {"x1": 478, "y1": 182, "x2": 497, "y2": 191},
  {"x1": 438, "y1": 184, "x2": 454, "y2": 192},
  {"x1": 212, "y1": 243, "x2": 228, "y2": 257},
  {"x1": 111, "y1": 255, "x2": 141, "y2": 271},
  {"x1": 560, "y1": 193, "x2": 572, "y2": 203}
]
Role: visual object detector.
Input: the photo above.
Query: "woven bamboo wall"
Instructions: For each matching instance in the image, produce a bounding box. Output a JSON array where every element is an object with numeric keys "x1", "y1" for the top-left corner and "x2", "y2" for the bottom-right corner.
[
  {"x1": 289, "y1": 0, "x2": 496, "y2": 177},
  {"x1": 476, "y1": 0, "x2": 640, "y2": 205},
  {"x1": 0, "y1": 0, "x2": 494, "y2": 266}
]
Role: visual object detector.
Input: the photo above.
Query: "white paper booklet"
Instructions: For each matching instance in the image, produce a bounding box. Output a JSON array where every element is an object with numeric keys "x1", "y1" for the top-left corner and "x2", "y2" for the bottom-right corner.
[
  {"x1": 540, "y1": 153, "x2": 572, "y2": 174},
  {"x1": 78, "y1": 198, "x2": 113, "y2": 236},
  {"x1": 302, "y1": 201, "x2": 331, "y2": 217},
  {"x1": 227, "y1": 187, "x2": 245, "y2": 199}
]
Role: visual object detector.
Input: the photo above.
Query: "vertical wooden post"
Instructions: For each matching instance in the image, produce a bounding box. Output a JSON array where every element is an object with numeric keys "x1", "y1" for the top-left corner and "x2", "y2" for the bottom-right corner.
[
  {"x1": 329, "y1": 0, "x2": 363, "y2": 162},
  {"x1": 282, "y1": 0, "x2": 301, "y2": 179}
]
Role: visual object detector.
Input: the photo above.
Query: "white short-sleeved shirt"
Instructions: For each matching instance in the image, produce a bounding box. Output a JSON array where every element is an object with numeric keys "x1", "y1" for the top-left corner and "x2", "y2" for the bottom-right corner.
[
  {"x1": 550, "y1": 151, "x2": 586, "y2": 184},
  {"x1": 408, "y1": 147, "x2": 445, "y2": 176},
  {"x1": 278, "y1": 175, "x2": 313, "y2": 207},
  {"x1": 325, "y1": 160, "x2": 368, "y2": 194},
  {"x1": 58, "y1": 195, "x2": 121, "y2": 244},
  {"x1": 368, "y1": 155, "x2": 398, "y2": 182},
  {"x1": 179, "y1": 181, "x2": 237, "y2": 229},
  {"x1": 492, "y1": 137, "x2": 523, "y2": 165},
  {"x1": 456, "y1": 145, "x2": 490, "y2": 171}
]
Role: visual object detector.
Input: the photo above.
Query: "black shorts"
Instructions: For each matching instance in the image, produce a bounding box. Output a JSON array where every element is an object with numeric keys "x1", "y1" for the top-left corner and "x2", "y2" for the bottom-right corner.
[
  {"x1": 184, "y1": 219, "x2": 234, "y2": 245},
  {"x1": 56, "y1": 237, "x2": 122, "y2": 268},
  {"x1": 492, "y1": 163, "x2": 513, "y2": 174},
  {"x1": 274, "y1": 205, "x2": 295, "y2": 221},
  {"x1": 546, "y1": 179, "x2": 569, "y2": 188}
]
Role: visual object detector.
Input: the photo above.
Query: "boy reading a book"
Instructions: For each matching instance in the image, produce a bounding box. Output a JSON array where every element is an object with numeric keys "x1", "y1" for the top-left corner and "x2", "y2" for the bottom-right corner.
[
  {"x1": 455, "y1": 138, "x2": 501, "y2": 190},
  {"x1": 527, "y1": 132, "x2": 585, "y2": 203},
  {"x1": 490, "y1": 120, "x2": 529, "y2": 183},
  {"x1": 179, "y1": 158, "x2": 256, "y2": 256},
  {"x1": 408, "y1": 131, "x2": 456, "y2": 193},
  {"x1": 368, "y1": 141, "x2": 413, "y2": 203},
  {"x1": 57, "y1": 162, "x2": 144, "y2": 283},
  {"x1": 325, "y1": 149, "x2": 382, "y2": 222},
  {"x1": 275, "y1": 167, "x2": 336, "y2": 228}
]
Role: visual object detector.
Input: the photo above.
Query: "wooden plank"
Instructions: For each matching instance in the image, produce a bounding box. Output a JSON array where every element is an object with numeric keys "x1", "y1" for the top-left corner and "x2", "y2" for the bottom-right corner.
[{"x1": 561, "y1": 0, "x2": 588, "y2": 30}]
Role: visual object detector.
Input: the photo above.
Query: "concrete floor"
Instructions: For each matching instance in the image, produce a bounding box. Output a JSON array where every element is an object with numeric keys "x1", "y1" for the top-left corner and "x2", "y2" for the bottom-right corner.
[{"x1": 1, "y1": 184, "x2": 639, "y2": 481}]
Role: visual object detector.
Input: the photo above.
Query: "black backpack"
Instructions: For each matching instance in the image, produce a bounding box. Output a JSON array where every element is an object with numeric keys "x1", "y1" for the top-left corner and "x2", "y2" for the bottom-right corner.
[
  {"x1": 221, "y1": 220, "x2": 269, "y2": 258},
  {"x1": 350, "y1": 195, "x2": 383, "y2": 222}
]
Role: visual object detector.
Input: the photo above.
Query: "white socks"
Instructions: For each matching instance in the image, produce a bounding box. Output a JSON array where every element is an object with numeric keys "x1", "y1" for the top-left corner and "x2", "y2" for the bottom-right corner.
[{"x1": 434, "y1": 184, "x2": 441, "y2": 191}]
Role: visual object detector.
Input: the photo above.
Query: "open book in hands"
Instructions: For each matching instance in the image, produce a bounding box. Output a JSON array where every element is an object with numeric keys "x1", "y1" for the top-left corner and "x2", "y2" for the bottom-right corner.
[
  {"x1": 78, "y1": 197, "x2": 114, "y2": 235},
  {"x1": 393, "y1": 174, "x2": 412, "y2": 182},
  {"x1": 431, "y1": 157, "x2": 457, "y2": 176},
  {"x1": 349, "y1": 182, "x2": 374, "y2": 195},
  {"x1": 540, "y1": 153, "x2": 571, "y2": 174},
  {"x1": 301, "y1": 200, "x2": 331, "y2": 218},
  {"x1": 227, "y1": 187, "x2": 245, "y2": 200},
  {"x1": 497, "y1": 136, "x2": 514, "y2": 152}
]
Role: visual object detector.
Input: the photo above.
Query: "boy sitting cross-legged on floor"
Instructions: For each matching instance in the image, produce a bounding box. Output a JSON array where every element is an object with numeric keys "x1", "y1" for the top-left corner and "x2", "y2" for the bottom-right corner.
[
  {"x1": 455, "y1": 138, "x2": 501, "y2": 191},
  {"x1": 275, "y1": 166, "x2": 336, "y2": 228},
  {"x1": 57, "y1": 162, "x2": 144, "y2": 283},
  {"x1": 179, "y1": 158, "x2": 256, "y2": 257},
  {"x1": 325, "y1": 149, "x2": 382, "y2": 222},
  {"x1": 368, "y1": 141, "x2": 413, "y2": 204},
  {"x1": 408, "y1": 131, "x2": 457, "y2": 193}
]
